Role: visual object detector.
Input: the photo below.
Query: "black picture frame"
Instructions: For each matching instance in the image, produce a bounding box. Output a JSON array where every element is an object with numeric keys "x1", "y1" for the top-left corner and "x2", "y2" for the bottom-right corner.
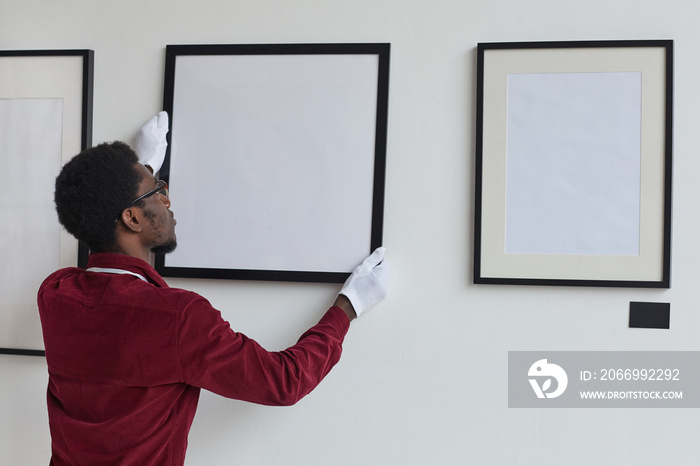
[
  {"x1": 155, "y1": 43, "x2": 390, "y2": 283},
  {"x1": 474, "y1": 40, "x2": 673, "y2": 287},
  {"x1": 0, "y1": 49, "x2": 93, "y2": 356}
]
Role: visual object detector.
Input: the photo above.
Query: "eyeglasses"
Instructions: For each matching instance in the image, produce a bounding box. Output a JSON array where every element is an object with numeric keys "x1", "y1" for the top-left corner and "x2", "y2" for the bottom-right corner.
[
  {"x1": 115, "y1": 180, "x2": 169, "y2": 223},
  {"x1": 128, "y1": 179, "x2": 168, "y2": 206}
]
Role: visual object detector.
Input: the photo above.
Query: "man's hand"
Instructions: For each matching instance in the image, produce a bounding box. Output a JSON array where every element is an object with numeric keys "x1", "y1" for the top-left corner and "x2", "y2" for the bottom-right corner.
[
  {"x1": 137, "y1": 111, "x2": 169, "y2": 174},
  {"x1": 338, "y1": 247, "x2": 390, "y2": 319}
]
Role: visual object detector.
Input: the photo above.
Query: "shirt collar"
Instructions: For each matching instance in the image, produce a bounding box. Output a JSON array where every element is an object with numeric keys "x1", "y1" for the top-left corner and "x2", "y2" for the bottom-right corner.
[{"x1": 85, "y1": 253, "x2": 169, "y2": 288}]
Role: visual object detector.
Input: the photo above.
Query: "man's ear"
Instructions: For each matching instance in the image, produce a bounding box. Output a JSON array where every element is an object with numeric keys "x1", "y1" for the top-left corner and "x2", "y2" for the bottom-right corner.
[{"x1": 117, "y1": 207, "x2": 144, "y2": 233}]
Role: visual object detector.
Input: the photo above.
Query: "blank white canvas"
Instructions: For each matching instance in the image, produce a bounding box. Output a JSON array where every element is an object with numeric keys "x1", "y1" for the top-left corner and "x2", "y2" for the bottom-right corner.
[
  {"x1": 0, "y1": 98, "x2": 63, "y2": 349},
  {"x1": 166, "y1": 54, "x2": 379, "y2": 272},
  {"x1": 505, "y1": 72, "x2": 642, "y2": 256}
]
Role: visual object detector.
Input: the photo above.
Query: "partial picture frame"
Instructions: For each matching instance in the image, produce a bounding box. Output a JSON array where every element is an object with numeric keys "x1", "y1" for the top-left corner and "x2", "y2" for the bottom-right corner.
[
  {"x1": 0, "y1": 50, "x2": 94, "y2": 356},
  {"x1": 155, "y1": 43, "x2": 390, "y2": 283},
  {"x1": 474, "y1": 40, "x2": 673, "y2": 287}
]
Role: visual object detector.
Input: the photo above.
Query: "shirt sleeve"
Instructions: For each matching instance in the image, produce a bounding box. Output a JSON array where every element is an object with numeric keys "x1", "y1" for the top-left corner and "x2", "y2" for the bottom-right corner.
[{"x1": 175, "y1": 295, "x2": 351, "y2": 406}]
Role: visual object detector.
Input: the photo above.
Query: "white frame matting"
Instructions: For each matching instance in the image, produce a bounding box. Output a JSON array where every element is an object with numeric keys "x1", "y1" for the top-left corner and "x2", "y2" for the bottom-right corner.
[
  {"x1": 0, "y1": 50, "x2": 93, "y2": 355},
  {"x1": 474, "y1": 40, "x2": 672, "y2": 287}
]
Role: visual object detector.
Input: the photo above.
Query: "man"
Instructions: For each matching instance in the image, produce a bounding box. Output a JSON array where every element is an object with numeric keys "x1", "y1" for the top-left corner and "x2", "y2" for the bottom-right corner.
[{"x1": 38, "y1": 116, "x2": 390, "y2": 465}]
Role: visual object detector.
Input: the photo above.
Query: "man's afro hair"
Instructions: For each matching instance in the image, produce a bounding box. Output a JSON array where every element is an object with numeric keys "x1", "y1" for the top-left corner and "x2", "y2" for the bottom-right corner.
[{"x1": 54, "y1": 141, "x2": 142, "y2": 252}]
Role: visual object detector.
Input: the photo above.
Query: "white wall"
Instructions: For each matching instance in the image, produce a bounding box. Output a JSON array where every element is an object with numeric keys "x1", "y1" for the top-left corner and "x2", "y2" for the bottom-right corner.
[{"x1": 2, "y1": 0, "x2": 699, "y2": 464}]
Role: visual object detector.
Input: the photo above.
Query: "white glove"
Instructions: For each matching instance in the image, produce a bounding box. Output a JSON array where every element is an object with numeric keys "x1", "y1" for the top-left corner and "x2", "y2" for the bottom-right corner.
[
  {"x1": 339, "y1": 247, "x2": 390, "y2": 317},
  {"x1": 136, "y1": 111, "x2": 169, "y2": 174}
]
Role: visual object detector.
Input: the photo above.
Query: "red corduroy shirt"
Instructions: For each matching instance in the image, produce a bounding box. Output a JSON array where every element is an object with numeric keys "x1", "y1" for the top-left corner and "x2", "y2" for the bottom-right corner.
[{"x1": 37, "y1": 253, "x2": 350, "y2": 465}]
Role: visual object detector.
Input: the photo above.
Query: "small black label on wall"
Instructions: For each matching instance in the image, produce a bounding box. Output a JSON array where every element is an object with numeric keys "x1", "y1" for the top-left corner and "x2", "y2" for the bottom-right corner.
[{"x1": 629, "y1": 302, "x2": 670, "y2": 329}]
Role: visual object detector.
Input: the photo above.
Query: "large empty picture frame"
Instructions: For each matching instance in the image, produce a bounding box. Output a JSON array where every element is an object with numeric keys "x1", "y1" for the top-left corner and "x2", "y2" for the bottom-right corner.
[
  {"x1": 474, "y1": 40, "x2": 673, "y2": 287},
  {"x1": 156, "y1": 43, "x2": 389, "y2": 283},
  {"x1": 0, "y1": 50, "x2": 93, "y2": 356}
]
